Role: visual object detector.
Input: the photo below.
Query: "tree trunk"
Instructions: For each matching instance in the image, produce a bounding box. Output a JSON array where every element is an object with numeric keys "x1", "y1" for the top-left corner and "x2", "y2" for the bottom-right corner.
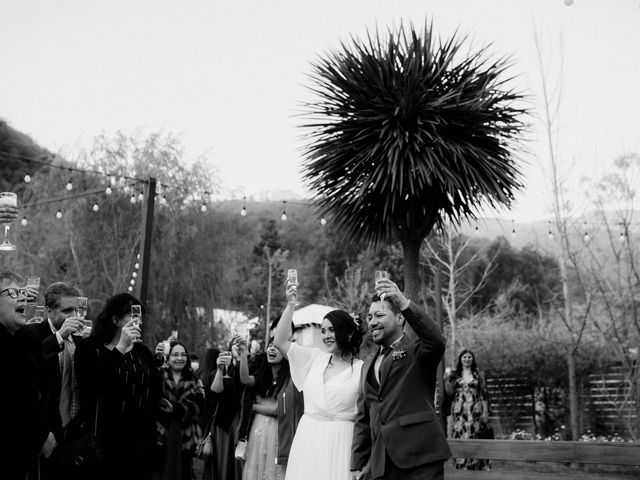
[{"x1": 567, "y1": 350, "x2": 580, "y2": 440}]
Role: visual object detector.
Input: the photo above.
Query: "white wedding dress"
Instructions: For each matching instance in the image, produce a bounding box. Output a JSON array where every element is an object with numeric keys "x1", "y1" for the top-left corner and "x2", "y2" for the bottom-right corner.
[{"x1": 284, "y1": 342, "x2": 363, "y2": 480}]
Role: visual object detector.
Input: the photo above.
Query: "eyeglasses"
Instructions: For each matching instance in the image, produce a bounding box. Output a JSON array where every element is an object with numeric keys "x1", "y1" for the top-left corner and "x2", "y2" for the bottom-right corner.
[{"x1": 0, "y1": 288, "x2": 27, "y2": 299}]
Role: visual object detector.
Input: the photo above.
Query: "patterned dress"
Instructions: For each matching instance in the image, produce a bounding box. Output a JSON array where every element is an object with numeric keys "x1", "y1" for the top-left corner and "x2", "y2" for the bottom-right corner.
[{"x1": 451, "y1": 370, "x2": 491, "y2": 470}]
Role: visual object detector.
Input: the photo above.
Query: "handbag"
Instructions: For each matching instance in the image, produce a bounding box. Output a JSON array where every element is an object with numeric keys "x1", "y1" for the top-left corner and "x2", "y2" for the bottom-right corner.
[
  {"x1": 234, "y1": 438, "x2": 248, "y2": 461},
  {"x1": 196, "y1": 432, "x2": 214, "y2": 459},
  {"x1": 197, "y1": 403, "x2": 218, "y2": 459},
  {"x1": 49, "y1": 400, "x2": 103, "y2": 475}
]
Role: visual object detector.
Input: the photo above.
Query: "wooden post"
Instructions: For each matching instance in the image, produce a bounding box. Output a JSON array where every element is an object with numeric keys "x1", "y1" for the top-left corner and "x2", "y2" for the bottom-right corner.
[
  {"x1": 137, "y1": 177, "x2": 156, "y2": 307},
  {"x1": 264, "y1": 246, "x2": 272, "y2": 343}
]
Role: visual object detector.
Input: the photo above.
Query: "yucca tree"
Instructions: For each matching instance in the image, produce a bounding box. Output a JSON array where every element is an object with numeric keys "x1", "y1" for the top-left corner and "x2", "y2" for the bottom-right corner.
[{"x1": 300, "y1": 21, "x2": 528, "y2": 302}]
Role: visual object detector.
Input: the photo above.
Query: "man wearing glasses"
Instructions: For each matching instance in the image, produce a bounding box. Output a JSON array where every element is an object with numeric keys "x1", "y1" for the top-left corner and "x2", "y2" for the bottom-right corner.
[{"x1": 0, "y1": 271, "x2": 49, "y2": 479}]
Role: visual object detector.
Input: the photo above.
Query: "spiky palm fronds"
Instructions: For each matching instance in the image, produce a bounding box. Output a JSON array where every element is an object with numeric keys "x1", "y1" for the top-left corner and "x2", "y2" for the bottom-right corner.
[{"x1": 300, "y1": 21, "x2": 529, "y2": 248}]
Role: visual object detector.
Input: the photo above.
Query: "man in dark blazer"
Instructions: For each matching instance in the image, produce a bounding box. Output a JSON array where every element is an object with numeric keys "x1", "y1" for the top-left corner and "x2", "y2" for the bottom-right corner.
[
  {"x1": 351, "y1": 277, "x2": 451, "y2": 480},
  {"x1": 21, "y1": 281, "x2": 83, "y2": 476}
]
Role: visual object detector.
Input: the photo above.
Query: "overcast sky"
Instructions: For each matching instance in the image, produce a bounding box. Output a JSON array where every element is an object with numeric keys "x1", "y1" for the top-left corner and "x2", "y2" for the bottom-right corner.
[{"x1": 1, "y1": 0, "x2": 639, "y2": 222}]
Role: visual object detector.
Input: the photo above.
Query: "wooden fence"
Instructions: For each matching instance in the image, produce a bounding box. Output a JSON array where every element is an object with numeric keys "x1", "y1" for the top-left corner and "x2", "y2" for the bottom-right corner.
[
  {"x1": 485, "y1": 376, "x2": 534, "y2": 436},
  {"x1": 445, "y1": 439, "x2": 640, "y2": 480}
]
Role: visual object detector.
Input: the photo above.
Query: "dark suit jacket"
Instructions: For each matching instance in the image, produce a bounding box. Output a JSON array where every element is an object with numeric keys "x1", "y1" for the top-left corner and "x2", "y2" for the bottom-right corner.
[
  {"x1": 351, "y1": 302, "x2": 451, "y2": 478},
  {"x1": 22, "y1": 320, "x2": 82, "y2": 441},
  {"x1": 1, "y1": 324, "x2": 49, "y2": 479}
]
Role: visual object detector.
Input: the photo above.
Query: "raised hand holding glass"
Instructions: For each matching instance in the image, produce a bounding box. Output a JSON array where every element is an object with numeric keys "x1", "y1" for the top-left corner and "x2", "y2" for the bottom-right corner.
[{"x1": 0, "y1": 192, "x2": 18, "y2": 251}]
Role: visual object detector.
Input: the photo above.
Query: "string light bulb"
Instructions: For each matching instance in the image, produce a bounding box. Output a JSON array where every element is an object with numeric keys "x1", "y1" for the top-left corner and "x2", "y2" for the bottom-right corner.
[
  {"x1": 320, "y1": 217, "x2": 327, "y2": 226},
  {"x1": 92, "y1": 203, "x2": 99, "y2": 212},
  {"x1": 132, "y1": 271, "x2": 138, "y2": 278},
  {"x1": 134, "y1": 262, "x2": 139, "y2": 269},
  {"x1": 56, "y1": 210, "x2": 62, "y2": 219},
  {"x1": 138, "y1": 192, "x2": 144, "y2": 202},
  {"x1": 130, "y1": 194, "x2": 136, "y2": 204},
  {"x1": 201, "y1": 203, "x2": 207, "y2": 213},
  {"x1": 160, "y1": 195, "x2": 167, "y2": 206},
  {"x1": 281, "y1": 201, "x2": 287, "y2": 221},
  {"x1": 583, "y1": 222, "x2": 590, "y2": 243},
  {"x1": 66, "y1": 178, "x2": 73, "y2": 191},
  {"x1": 105, "y1": 186, "x2": 112, "y2": 195},
  {"x1": 130, "y1": 279, "x2": 135, "y2": 285},
  {"x1": 620, "y1": 232, "x2": 626, "y2": 243},
  {"x1": 128, "y1": 286, "x2": 133, "y2": 292},
  {"x1": 24, "y1": 173, "x2": 31, "y2": 183},
  {"x1": 241, "y1": 197, "x2": 247, "y2": 216},
  {"x1": 21, "y1": 217, "x2": 27, "y2": 226}
]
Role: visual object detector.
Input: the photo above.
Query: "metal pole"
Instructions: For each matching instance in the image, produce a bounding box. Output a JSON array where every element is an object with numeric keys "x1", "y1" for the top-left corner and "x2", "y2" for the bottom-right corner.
[
  {"x1": 264, "y1": 246, "x2": 272, "y2": 343},
  {"x1": 137, "y1": 177, "x2": 156, "y2": 307}
]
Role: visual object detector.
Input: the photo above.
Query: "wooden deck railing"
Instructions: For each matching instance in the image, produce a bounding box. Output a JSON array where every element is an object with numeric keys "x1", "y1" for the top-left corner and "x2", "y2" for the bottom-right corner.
[{"x1": 445, "y1": 439, "x2": 640, "y2": 480}]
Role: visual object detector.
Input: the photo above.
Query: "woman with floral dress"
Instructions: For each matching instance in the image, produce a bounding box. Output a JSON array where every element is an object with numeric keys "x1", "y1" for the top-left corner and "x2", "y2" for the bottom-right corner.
[{"x1": 444, "y1": 349, "x2": 491, "y2": 471}]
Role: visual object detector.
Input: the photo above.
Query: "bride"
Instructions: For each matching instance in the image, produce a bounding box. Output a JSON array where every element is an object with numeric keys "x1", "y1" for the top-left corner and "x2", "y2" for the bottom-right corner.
[{"x1": 273, "y1": 281, "x2": 364, "y2": 480}]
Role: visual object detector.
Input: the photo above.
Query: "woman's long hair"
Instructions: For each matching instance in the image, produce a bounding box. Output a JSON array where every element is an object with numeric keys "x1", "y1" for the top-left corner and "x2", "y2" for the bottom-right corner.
[
  {"x1": 197, "y1": 347, "x2": 220, "y2": 388},
  {"x1": 91, "y1": 293, "x2": 144, "y2": 345},
  {"x1": 454, "y1": 349, "x2": 479, "y2": 378},
  {"x1": 251, "y1": 350, "x2": 290, "y2": 399},
  {"x1": 167, "y1": 341, "x2": 198, "y2": 382}
]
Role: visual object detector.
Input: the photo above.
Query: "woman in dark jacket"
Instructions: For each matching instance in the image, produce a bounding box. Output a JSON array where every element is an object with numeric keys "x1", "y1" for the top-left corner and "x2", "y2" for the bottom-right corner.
[
  {"x1": 155, "y1": 342, "x2": 205, "y2": 480},
  {"x1": 75, "y1": 293, "x2": 162, "y2": 480}
]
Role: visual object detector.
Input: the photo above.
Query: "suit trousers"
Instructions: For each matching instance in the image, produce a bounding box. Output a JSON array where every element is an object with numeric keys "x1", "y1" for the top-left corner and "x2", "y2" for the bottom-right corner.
[{"x1": 374, "y1": 453, "x2": 444, "y2": 480}]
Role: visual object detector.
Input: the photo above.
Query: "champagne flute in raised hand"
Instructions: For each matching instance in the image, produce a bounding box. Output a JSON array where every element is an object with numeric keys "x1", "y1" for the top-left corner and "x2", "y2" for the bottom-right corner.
[
  {"x1": 75, "y1": 297, "x2": 90, "y2": 336},
  {"x1": 375, "y1": 270, "x2": 390, "y2": 312},
  {"x1": 130, "y1": 304, "x2": 142, "y2": 343},
  {"x1": 220, "y1": 351, "x2": 232, "y2": 378},
  {"x1": 287, "y1": 269, "x2": 299, "y2": 306},
  {"x1": 0, "y1": 192, "x2": 18, "y2": 251},
  {"x1": 26, "y1": 276, "x2": 40, "y2": 305}
]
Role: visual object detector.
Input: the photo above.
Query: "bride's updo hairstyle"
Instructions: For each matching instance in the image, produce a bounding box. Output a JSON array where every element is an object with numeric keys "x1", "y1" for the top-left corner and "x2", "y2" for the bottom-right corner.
[{"x1": 324, "y1": 309, "x2": 364, "y2": 360}]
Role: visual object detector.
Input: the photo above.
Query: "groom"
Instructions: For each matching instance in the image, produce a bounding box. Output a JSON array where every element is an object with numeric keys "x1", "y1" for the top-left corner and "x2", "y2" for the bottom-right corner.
[{"x1": 351, "y1": 278, "x2": 451, "y2": 480}]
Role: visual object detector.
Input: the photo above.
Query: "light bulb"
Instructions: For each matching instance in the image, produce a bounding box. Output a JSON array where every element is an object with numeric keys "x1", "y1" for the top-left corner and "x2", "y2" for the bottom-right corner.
[
  {"x1": 620, "y1": 233, "x2": 626, "y2": 243},
  {"x1": 130, "y1": 194, "x2": 136, "y2": 204},
  {"x1": 21, "y1": 217, "x2": 28, "y2": 226},
  {"x1": 136, "y1": 254, "x2": 140, "y2": 259},
  {"x1": 24, "y1": 173, "x2": 31, "y2": 183},
  {"x1": 134, "y1": 262, "x2": 139, "y2": 269},
  {"x1": 132, "y1": 271, "x2": 138, "y2": 278},
  {"x1": 320, "y1": 217, "x2": 327, "y2": 226},
  {"x1": 281, "y1": 212, "x2": 287, "y2": 221},
  {"x1": 105, "y1": 186, "x2": 112, "y2": 195},
  {"x1": 130, "y1": 279, "x2": 135, "y2": 285},
  {"x1": 584, "y1": 233, "x2": 590, "y2": 243},
  {"x1": 66, "y1": 180, "x2": 73, "y2": 191},
  {"x1": 160, "y1": 195, "x2": 167, "y2": 205},
  {"x1": 241, "y1": 207, "x2": 247, "y2": 216},
  {"x1": 548, "y1": 231, "x2": 553, "y2": 240},
  {"x1": 201, "y1": 204, "x2": 207, "y2": 212},
  {"x1": 56, "y1": 210, "x2": 62, "y2": 219},
  {"x1": 138, "y1": 193, "x2": 144, "y2": 202},
  {"x1": 93, "y1": 203, "x2": 99, "y2": 212},
  {"x1": 128, "y1": 286, "x2": 133, "y2": 292}
]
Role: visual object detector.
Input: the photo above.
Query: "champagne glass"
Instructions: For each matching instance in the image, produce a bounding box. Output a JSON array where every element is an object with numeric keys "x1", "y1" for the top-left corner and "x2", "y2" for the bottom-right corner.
[
  {"x1": 0, "y1": 192, "x2": 17, "y2": 251},
  {"x1": 26, "y1": 276, "x2": 40, "y2": 305},
  {"x1": 287, "y1": 269, "x2": 299, "y2": 306},
  {"x1": 130, "y1": 304, "x2": 142, "y2": 343},
  {"x1": 28, "y1": 306, "x2": 46, "y2": 324},
  {"x1": 75, "y1": 297, "x2": 88, "y2": 318},
  {"x1": 375, "y1": 270, "x2": 390, "y2": 311},
  {"x1": 220, "y1": 351, "x2": 232, "y2": 378}
]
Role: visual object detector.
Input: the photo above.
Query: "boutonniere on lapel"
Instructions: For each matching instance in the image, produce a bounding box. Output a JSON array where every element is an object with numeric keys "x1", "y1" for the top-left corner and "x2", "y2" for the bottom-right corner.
[{"x1": 391, "y1": 348, "x2": 407, "y2": 360}]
